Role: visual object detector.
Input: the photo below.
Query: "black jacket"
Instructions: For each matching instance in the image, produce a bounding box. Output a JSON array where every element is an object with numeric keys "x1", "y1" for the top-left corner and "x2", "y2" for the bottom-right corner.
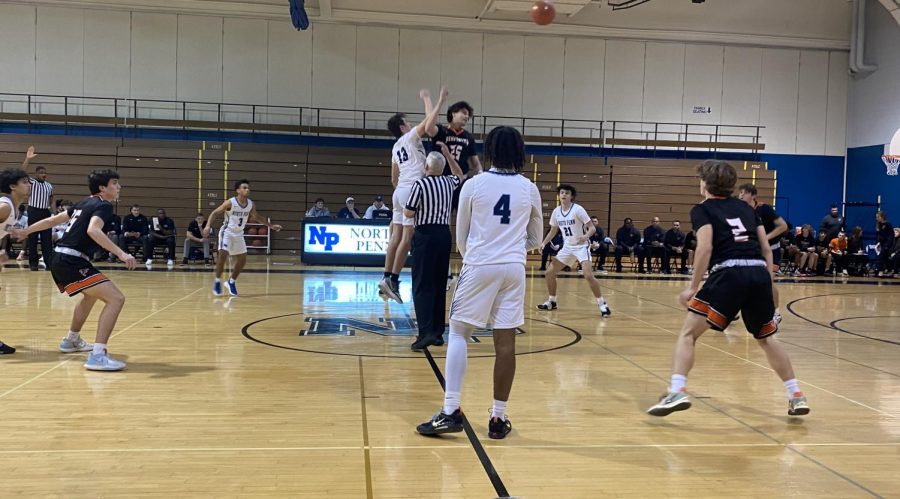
[
  {"x1": 615, "y1": 226, "x2": 641, "y2": 248},
  {"x1": 122, "y1": 214, "x2": 149, "y2": 236}
]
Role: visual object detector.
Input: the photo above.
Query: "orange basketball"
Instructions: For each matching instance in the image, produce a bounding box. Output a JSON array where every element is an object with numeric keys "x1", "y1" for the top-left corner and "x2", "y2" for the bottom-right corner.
[
  {"x1": 258, "y1": 226, "x2": 268, "y2": 236},
  {"x1": 530, "y1": 0, "x2": 555, "y2": 26},
  {"x1": 247, "y1": 227, "x2": 258, "y2": 236},
  {"x1": 251, "y1": 239, "x2": 263, "y2": 247}
]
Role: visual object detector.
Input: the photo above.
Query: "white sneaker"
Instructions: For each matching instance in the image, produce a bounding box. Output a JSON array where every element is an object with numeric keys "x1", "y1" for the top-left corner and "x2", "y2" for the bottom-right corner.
[
  {"x1": 599, "y1": 298, "x2": 611, "y2": 317},
  {"x1": 144, "y1": 259, "x2": 153, "y2": 265},
  {"x1": 167, "y1": 259, "x2": 175, "y2": 266},
  {"x1": 84, "y1": 351, "x2": 126, "y2": 371},
  {"x1": 59, "y1": 336, "x2": 93, "y2": 353},
  {"x1": 774, "y1": 311, "x2": 783, "y2": 325},
  {"x1": 841, "y1": 269, "x2": 848, "y2": 276}
]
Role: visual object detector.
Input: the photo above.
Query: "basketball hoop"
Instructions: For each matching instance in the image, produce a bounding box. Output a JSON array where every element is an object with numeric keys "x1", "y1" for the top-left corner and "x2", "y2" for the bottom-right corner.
[{"x1": 883, "y1": 155, "x2": 900, "y2": 176}]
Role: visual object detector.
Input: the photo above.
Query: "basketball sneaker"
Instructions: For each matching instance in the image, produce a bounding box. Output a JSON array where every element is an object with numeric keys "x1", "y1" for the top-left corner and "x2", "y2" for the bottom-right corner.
[
  {"x1": 646, "y1": 390, "x2": 692, "y2": 417},
  {"x1": 84, "y1": 351, "x2": 126, "y2": 371},
  {"x1": 379, "y1": 277, "x2": 403, "y2": 304},
  {"x1": 537, "y1": 300, "x2": 557, "y2": 310},
  {"x1": 788, "y1": 393, "x2": 810, "y2": 416},
  {"x1": 59, "y1": 336, "x2": 93, "y2": 353},
  {"x1": 488, "y1": 416, "x2": 512, "y2": 440},
  {"x1": 226, "y1": 279, "x2": 238, "y2": 296},
  {"x1": 599, "y1": 298, "x2": 611, "y2": 317},
  {"x1": 0, "y1": 342, "x2": 15, "y2": 355},
  {"x1": 377, "y1": 288, "x2": 388, "y2": 301},
  {"x1": 416, "y1": 409, "x2": 464, "y2": 435},
  {"x1": 213, "y1": 280, "x2": 223, "y2": 296},
  {"x1": 774, "y1": 311, "x2": 783, "y2": 325}
]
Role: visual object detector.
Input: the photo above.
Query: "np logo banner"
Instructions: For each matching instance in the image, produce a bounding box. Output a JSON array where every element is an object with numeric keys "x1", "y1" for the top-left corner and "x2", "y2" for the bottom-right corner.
[{"x1": 304, "y1": 222, "x2": 391, "y2": 255}]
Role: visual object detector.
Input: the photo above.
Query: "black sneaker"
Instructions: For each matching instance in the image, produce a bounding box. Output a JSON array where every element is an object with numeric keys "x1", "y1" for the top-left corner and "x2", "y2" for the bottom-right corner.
[
  {"x1": 411, "y1": 333, "x2": 444, "y2": 351},
  {"x1": 537, "y1": 300, "x2": 557, "y2": 310},
  {"x1": 0, "y1": 342, "x2": 16, "y2": 355},
  {"x1": 488, "y1": 416, "x2": 512, "y2": 439},
  {"x1": 431, "y1": 333, "x2": 445, "y2": 347},
  {"x1": 416, "y1": 409, "x2": 464, "y2": 436}
]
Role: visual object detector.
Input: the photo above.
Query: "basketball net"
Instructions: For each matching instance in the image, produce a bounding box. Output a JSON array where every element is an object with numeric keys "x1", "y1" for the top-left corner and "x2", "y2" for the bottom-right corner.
[{"x1": 883, "y1": 155, "x2": 900, "y2": 176}]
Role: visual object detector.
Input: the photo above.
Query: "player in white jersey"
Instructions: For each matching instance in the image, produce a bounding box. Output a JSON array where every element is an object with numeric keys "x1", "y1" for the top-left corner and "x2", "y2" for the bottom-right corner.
[
  {"x1": 378, "y1": 87, "x2": 449, "y2": 303},
  {"x1": 537, "y1": 184, "x2": 611, "y2": 316},
  {"x1": 202, "y1": 179, "x2": 282, "y2": 296},
  {"x1": 416, "y1": 126, "x2": 543, "y2": 440},
  {"x1": 0, "y1": 168, "x2": 31, "y2": 354}
]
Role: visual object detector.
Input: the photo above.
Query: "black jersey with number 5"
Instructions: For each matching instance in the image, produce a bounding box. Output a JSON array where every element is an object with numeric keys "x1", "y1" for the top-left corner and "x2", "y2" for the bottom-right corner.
[
  {"x1": 58, "y1": 195, "x2": 114, "y2": 256},
  {"x1": 690, "y1": 197, "x2": 763, "y2": 265}
]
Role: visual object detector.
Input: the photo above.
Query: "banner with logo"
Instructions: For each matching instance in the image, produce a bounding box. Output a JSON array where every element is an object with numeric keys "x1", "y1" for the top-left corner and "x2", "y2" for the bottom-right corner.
[{"x1": 301, "y1": 220, "x2": 395, "y2": 265}]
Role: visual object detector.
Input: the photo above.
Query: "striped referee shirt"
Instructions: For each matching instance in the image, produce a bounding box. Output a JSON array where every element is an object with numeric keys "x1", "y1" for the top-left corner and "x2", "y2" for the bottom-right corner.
[
  {"x1": 406, "y1": 175, "x2": 460, "y2": 226},
  {"x1": 28, "y1": 178, "x2": 53, "y2": 210}
]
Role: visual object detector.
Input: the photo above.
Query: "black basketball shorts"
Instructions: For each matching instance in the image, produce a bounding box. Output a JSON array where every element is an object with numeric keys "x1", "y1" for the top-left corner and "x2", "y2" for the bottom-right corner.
[
  {"x1": 688, "y1": 265, "x2": 777, "y2": 339},
  {"x1": 50, "y1": 254, "x2": 110, "y2": 297}
]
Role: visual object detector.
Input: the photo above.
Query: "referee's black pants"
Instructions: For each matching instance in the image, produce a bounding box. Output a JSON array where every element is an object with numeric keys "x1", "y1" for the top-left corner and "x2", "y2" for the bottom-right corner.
[
  {"x1": 411, "y1": 224, "x2": 451, "y2": 339},
  {"x1": 26, "y1": 206, "x2": 53, "y2": 269}
]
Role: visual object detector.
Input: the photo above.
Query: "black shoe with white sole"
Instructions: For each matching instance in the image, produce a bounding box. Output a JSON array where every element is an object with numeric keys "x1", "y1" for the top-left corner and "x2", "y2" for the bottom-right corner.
[{"x1": 416, "y1": 409, "x2": 464, "y2": 436}]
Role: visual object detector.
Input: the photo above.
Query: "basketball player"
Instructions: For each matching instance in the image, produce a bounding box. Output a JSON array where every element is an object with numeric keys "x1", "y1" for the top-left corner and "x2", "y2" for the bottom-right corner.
[
  {"x1": 12, "y1": 170, "x2": 138, "y2": 370},
  {"x1": 416, "y1": 126, "x2": 543, "y2": 440},
  {"x1": 0, "y1": 168, "x2": 32, "y2": 354},
  {"x1": 202, "y1": 179, "x2": 282, "y2": 296},
  {"x1": 646, "y1": 161, "x2": 808, "y2": 417},
  {"x1": 536, "y1": 184, "x2": 611, "y2": 316},
  {"x1": 737, "y1": 183, "x2": 787, "y2": 323},
  {"x1": 378, "y1": 86, "x2": 448, "y2": 303}
]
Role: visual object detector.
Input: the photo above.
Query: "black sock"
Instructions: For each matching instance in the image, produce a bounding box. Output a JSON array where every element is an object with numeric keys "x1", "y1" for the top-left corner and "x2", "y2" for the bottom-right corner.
[
  {"x1": 383, "y1": 271, "x2": 390, "y2": 279},
  {"x1": 389, "y1": 273, "x2": 399, "y2": 283}
]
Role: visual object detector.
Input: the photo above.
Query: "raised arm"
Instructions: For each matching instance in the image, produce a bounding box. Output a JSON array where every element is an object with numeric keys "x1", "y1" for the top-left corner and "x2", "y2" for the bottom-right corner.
[
  {"x1": 21, "y1": 146, "x2": 36, "y2": 171},
  {"x1": 416, "y1": 86, "x2": 448, "y2": 138},
  {"x1": 14, "y1": 210, "x2": 70, "y2": 238},
  {"x1": 436, "y1": 142, "x2": 465, "y2": 183}
]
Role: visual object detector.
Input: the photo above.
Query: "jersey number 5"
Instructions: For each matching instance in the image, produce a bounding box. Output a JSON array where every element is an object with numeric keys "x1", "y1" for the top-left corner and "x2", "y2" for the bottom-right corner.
[
  {"x1": 493, "y1": 194, "x2": 511, "y2": 224},
  {"x1": 64, "y1": 209, "x2": 83, "y2": 234},
  {"x1": 726, "y1": 217, "x2": 749, "y2": 242}
]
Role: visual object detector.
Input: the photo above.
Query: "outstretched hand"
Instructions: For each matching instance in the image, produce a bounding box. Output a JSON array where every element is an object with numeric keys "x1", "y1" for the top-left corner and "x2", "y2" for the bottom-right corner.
[
  {"x1": 436, "y1": 141, "x2": 450, "y2": 157},
  {"x1": 25, "y1": 146, "x2": 37, "y2": 160},
  {"x1": 120, "y1": 253, "x2": 137, "y2": 271},
  {"x1": 419, "y1": 89, "x2": 431, "y2": 101},
  {"x1": 439, "y1": 86, "x2": 449, "y2": 101},
  {"x1": 270, "y1": 224, "x2": 283, "y2": 232}
]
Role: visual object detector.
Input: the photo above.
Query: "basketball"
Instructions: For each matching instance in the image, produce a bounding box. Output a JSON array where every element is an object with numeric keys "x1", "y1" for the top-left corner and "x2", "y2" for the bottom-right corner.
[
  {"x1": 530, "y1": 0, "x2": 555, "y2": 26},
  {"x1": 247, "y1": 227, "x2": 258, "y2": 235},
  {"x1": 258, "y1": 226, "x2": 268, "y2": 236},
  {"x1": 251, "y1": 239, "x2": 263, "y2": 247}
]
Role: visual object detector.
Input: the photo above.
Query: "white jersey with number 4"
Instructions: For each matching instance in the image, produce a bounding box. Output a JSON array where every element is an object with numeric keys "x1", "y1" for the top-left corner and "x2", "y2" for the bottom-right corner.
[
  {"x1": 550, "y1": 203, "x2": 591, "y2": 248},
  {"x1": 391, "y1": 129, "x2": 426, "y2": 189},
  {"x1": 222, "y1": 196, "x2": 254, "y2": 235},
  {"x1": 456, "y1": 169, "x2": 543, "y2": 266}
]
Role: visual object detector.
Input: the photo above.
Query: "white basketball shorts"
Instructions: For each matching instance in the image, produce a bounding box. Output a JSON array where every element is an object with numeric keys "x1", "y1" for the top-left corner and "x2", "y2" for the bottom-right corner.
[
  {"x1": 554, "y1": 245, "x2": 592, "y2": 268},
  {"x1": 392, "y1": 186, "x2": 415, "y2": 226},
  {"x1": 449, "y1": 262, "x2": 526, "y2": 329},
  {"x1": 218, "y1": 231, "x2": 247, "y2": 256}
]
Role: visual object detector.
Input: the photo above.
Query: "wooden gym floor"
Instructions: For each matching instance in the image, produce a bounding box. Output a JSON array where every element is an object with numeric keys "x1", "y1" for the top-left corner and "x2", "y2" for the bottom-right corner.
[{"x1": 1, "y1": 258, "x2": 899, "y2": 498}]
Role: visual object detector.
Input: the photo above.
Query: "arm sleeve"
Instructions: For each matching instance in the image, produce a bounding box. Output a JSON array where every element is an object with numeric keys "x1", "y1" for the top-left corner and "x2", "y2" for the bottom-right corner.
[
  {"x1": 455, "y1": 180, "x2": 475, "y2": 258},
  {"x1": 405, "y1": 181, "x2": 422, "y2": 211},
  {"x1": 526, "y1": 184, "x2": 544, "y2": 252}
]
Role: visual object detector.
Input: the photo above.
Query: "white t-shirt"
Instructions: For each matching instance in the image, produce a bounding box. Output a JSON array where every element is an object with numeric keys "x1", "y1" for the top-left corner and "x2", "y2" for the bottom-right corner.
[
  {"x1": 391, "y1": 128, "x2": 426, "y2": 189},
  {"x1": 550, "y1": 203, "x2": 591, "y2": 248},
  {"x1": 456, "y1": 169, "x2": 543, "y2": 266},
  {"x1": 222, "y1": 196, "x2": 254, "y2": 235},
  {"x1": 0, "y1": 196, "x2": 17, "y2": 240}
]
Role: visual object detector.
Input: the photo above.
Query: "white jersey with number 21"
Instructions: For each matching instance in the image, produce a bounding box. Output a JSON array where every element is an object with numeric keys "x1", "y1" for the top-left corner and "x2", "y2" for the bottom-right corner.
[{"x1": 550, "y1": 203, "x2": 591, "y2": 248}]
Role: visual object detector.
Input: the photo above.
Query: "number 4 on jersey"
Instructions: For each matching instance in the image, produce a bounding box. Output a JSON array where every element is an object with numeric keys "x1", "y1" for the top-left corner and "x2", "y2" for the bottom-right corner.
[{"x1": 493, "y1": 194, "x2": 511, "y2": 224}]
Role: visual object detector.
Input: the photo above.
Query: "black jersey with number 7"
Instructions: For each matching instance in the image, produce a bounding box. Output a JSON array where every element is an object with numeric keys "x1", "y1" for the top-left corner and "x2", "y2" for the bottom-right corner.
[{"x1": 690, "y1": 197, "x2": 764, "y2": 266}]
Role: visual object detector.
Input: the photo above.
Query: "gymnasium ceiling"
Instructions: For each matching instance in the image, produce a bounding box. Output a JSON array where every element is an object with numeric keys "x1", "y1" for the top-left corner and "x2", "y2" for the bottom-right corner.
[{"x1": 15, "y1": 0, "x2": 854, "y2": 49}]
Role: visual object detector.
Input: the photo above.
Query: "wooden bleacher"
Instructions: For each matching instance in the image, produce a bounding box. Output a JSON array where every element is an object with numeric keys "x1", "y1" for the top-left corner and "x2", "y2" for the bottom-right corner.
[{"x1": 0, "y1": 135, "x2": 774, "y2": 256}]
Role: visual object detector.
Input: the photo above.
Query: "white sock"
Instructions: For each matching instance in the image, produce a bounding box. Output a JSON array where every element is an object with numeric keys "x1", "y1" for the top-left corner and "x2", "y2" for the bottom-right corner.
[
  {"x1": 228, "y1": 278, "x2": 236, "y2": 283},
  {"x1": 214, "y1": 277, "x2": 221, "y2": 283},
  {"x1": 670, "y1": 374, "x2": 687, "y2": 392},
  {"x1": 548, "y1": 295, "x2": 557, "y2": 302},
  {"x1": 596, "y1": 296, "x2": 606, "y2": 305},
  {"x1": 775, "y1": 307, "x2": 781, "y2": 315},
  {"x1": 442, "y1": 321, "x2": 473, "y2": 415},
  {"x1": 491, "y1": 400, "x2": 507, "y2": 420},
  {"x1": 784, "y1": 378, "x2": 801, "y2": 398},
  {"x1": 66, "y1": 330, "x2": 81, "y2": 341},
  {"x1": 92, "y1": 343, "x2": 107, "y2": 356}
]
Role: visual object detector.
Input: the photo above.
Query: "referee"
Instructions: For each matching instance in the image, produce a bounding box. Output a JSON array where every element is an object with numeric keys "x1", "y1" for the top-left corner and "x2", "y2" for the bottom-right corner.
[
  {"x1": 404, "y1": 143, "x2": 465, "y2": 351},
  {"x1": 22, "y1": 146, "x2": 54, "y2": 271}
]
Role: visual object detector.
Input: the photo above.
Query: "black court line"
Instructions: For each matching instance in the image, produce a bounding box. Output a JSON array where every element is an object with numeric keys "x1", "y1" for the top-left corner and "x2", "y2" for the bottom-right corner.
[
  {"x1": 422, "y1": 347, "x2": 510, "y2": 499},
  {"x1": 785, "y1": 291, "x2": 900, "y2": 346},
  {"x1": 580, "y1": 334, "x2": 884, "y2": 498}
]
